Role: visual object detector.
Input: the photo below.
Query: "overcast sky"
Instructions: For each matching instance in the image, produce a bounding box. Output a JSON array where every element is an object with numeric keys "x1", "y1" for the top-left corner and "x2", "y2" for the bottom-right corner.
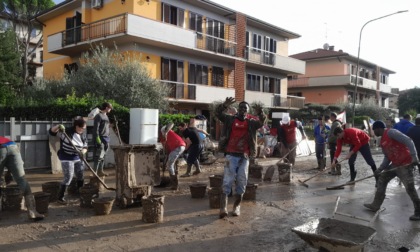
[{"x1": 53, "y1": 0, "x2": 419, "y2": 90}]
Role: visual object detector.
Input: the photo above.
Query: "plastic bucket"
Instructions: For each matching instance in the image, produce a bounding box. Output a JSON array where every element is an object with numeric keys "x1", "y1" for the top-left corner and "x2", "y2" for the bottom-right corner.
[
  {"x1": 41, "y1": 181, "x2": 61, "y2": 202},
  {"x1": 34, "y1": 191, "x2": 51, "y2": 214},
  {"x1": 141, "y1": 195, "x2": 165, "y2": 223},
  {"x1": 249, "y1": 164, "x2": 263, "y2": 180},
  {"x1": 92, "y1": 197, "x2": 115, "y2": 215},
  {"x1": 278, "y1": 162, "x2": 292, "y2": 182},
  {"x1": 243, "y1": 184, "x2": 258, "y2": 200},
  {"x1": 209, "y1": 175, "x2": 223, "y2": 188},
  {"x1": 189, "y1": 183, "x2": 207, "y2": 198},
  {"x1": 208, "y1": 187, "x2": 221, "y2": 209}
]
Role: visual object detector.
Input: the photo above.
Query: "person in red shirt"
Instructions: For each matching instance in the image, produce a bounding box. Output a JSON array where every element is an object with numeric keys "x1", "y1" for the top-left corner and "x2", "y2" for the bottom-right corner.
[
  {"x1": 216, "y1": 97, "x2": 266, "y2": 218},
  {"x1": 161, "y1": 123, "x2": 186, "y2": 190},
  {"x1": 332, "y1": 127, "x2": 377, "y2": 182},
  {"x1": 0, "y1": 136, "x2": 44, "y2": 221},
  {"x1": 364, "y1": 121, "x2": 420, "y2": 221},
  {"x1": 276, "y1": 115, "x2": 306, "y2": 166}
]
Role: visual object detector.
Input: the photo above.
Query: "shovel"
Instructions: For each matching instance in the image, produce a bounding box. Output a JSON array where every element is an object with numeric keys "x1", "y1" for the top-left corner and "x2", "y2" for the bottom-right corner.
[
  {"x1": 62, "y1": 131, "x2": 116, "y2": 191},
  {"x1": 263, "y1": 139, "x2": 302, "y2": 182},
  {"x1": 298, "y1": 159, "x2": 345, "y2": 188},
  {"x1": 326, "y1": 166, "x2": 398, "y2": 190}
]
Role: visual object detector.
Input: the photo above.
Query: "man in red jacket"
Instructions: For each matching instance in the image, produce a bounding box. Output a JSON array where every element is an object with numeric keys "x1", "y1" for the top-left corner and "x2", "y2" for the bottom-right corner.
[
  {"x1": 364, "y1": 121, "x2": 420, "y2": 221},
  {"x1": 332, "y1": 127, "x2": 377, "y2": 182},
  {"x1": 161, "y1": 124, "x2": 186, "y2": 190},
  {"x1": 277, "y1": 115, "x2": 306, "y2": 166}
]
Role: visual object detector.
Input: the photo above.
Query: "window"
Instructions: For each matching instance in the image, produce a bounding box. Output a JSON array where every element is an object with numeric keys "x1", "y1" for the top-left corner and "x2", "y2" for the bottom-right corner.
[
  {"x1": 64, "y1": 63, "x2": 78, "y2": 74},
  {"x1": 206, "y1": 18, "x2": 225, "y2": 52},
  {"x1": 211, "y1": 66, "x2": 224, "y2": 87},
  {"x1": 246, "y1": 74, "x2": 261, "y2": 91},
  {"x1": 263, "y1": 36, "x2": 276, "y2": 64},
  {"x1": 40, "y1": 51, "x2": 43, "y2": 63},
  {"x1": 65, "y1": 12, "x2": 82, "y2": 45},
  {"x1": 30, "y1": 29, "x2": 37, "y2": 38},
  {"x1": 161, "y1": 57, "x2": 184, "y2": 99},
  {"x1": 189, "y1": 63, "x2": 208, "y2": 85},
  {"x1": 252, "y1": 33, "x2": 262, "y2": 52},
  {"x1": 162, "y1": 3, "x2": 185, "y2": 28},
  {"x1": 263, "y1": 76, "x2": 281, "y2": 93},
  {"x1": 189, "y1": 12, "x2": 203, "y2": 33}
]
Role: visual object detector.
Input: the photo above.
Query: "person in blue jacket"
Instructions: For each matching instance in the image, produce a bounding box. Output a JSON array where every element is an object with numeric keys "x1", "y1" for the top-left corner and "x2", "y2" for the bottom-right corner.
[
  {"x1": 394, "y1": 114, "x2": 414, "y2": 135},
  {"x1": 314, "y1": 116, "x2": 330, "y2": 170}
]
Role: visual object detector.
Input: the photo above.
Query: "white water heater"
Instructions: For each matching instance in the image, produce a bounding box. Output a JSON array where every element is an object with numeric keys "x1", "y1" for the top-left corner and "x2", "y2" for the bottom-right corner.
[{"x1": 129, "y1": 108, "x2": 159, "y2": 145}]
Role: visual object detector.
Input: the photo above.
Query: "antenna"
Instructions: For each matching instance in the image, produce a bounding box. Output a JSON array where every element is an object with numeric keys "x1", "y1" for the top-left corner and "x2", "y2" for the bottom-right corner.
[{"x1": 324, "y1": 22, "x2": 328, "y2": 41}]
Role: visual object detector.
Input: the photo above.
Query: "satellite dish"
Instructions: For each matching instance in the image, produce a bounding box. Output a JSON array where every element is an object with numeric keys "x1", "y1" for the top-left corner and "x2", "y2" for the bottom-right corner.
[{"x1": 323, "y1": 43, "x2": 329, "y2": 49}]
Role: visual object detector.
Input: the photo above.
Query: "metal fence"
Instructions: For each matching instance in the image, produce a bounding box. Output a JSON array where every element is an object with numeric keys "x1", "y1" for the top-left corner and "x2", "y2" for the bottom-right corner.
[{"x1": 1, "y1": 117, "x2": 72, "y2": 170}]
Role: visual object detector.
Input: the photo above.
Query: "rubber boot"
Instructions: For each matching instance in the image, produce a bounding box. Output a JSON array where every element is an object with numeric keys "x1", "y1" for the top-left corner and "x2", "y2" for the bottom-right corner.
[
  {"x1": 335, "y1": 164, "x2": 342, "y2": 175},
  {"x1": 407, "y1": 185, "x2": 420, "y2": 221},
  {"x1": 349, "y1": 171, "x2": 357, "y2": 182},
  {"x1": 181, "y1": 164, "x2": 192, "y2": 177},
  {"x1": 76, "y1": 180, "x2": 84, "y2": 195},
  {"x1": 170, "y1": 174, "x2": 178, "y2": 190},
  {"x1": 363, "y1": 193, "x2": 386, "y2": 212},
  {"x1": 25, "y1": 194, "x2": 44, "y2": 221},
  {"x1": 319, "y1": 158, "x2": 326, "y2": 171},
  {"x1": 232, "y1": 194, "x2": 243, "y2": 217},
  {"x1": 316, "y1": 159, "x2": 321, "y2": 170},
  {"x1": 58, "y1": 184, "x2": 68, "y2": 204},
  {"x1": 192, "y1": 160, "x2": 202, "y2": 175},
  {"x1": 219, "y1": 193, "x2": 228, "y2": 218}
]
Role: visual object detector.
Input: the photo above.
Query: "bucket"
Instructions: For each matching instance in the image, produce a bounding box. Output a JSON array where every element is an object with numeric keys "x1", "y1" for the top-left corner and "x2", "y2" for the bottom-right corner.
[
  {"x1": 141, "y1": 194, "x2": 165, "y2": 223},
  {"x1": 33, "y1": 192, "x2": 50, "y2": 214},
  {"x1": 249, "y1": 164, "x2": 263, "y2": 180},
  {"x1": 243, "y1": 183, "x2": 258, "y2": 200},
  {"x1": 209, "y1": 175, "x2": 223, "y2": 188},
  {"x1": 79, "y1": 184, "x2": 99, "y2": 208},
  {"x1": 278, "y1": 162, "x2": 292, "y2": 182},
  {"x1": 92, "y1": 197, "x2": 115, "y2": 215},
  {"x1": 189, "y1": 183, "x2": 207, "y2": 198},
  {"x1": 208, "y1": 187, "x2": 221, "y2": 209},
  {"x1": 3, "y1": 185, "x2": 23, "y2": 211},
  {"x1": 67, "y1": 178, "x2": 79, "y2": 196},
  {"x1": 41, "y1": 181, "x2": 61, "y2": 202}
]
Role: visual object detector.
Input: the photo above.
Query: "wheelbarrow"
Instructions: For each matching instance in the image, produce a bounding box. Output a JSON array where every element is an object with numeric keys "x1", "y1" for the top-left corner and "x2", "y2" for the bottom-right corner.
[{"x1": 291, "y1": 196, "x2": 379, "y2": 252}]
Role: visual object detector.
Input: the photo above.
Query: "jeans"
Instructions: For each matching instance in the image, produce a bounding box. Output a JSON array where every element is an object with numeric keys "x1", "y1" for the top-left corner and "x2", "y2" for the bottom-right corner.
[
  {"x1": 222, "y1": 155, "x2": 249, "y2": 195},
  {"x1": 315, "y1": 143, "x2": 326, "y2": 160},
  {"x1": 166, "y1": 146, "x2": 185, "y2": 175},
  {"x1": 0, "y1": 144, "x2": 31, "y2": 195},
  {"x1": 60, "y1": 160, "x2": 84, "y2": 185},
  {"x1": 94, "y1": 141, "x2": 109, "y2": 173},
  {"x1": 186, "y1": 143, "x2": 203, "y2": 165},
  {"x1": 348, "y1": 144, "x2": 376, "y2": 174}
]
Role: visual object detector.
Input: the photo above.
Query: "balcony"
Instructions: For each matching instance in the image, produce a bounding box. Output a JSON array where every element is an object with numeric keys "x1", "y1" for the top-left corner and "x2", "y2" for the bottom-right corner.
[
  {"x1": 244, "y1": 91, "x2": 305, "y2": 109},
  {"x1": 161, "y1": 80, "x2": 234, "y2": 104},
  {"x1": 196, "y1": 32, "x2": 236, "y2": 57},
  {"x1": 379, "y1": 83, "x2": 392, "y2": 93},
  {"x1": 244, "y1": 46, "x2": 305, "y2": 74},
  {"x1": 48, "y1": 13, "x2": 237, "y2": 60}
]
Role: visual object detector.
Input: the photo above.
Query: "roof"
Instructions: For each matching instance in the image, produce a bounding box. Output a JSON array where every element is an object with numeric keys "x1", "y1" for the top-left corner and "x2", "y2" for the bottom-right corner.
[{"x1": 290, "y1": 47, "x2": 395, "y2": 74}]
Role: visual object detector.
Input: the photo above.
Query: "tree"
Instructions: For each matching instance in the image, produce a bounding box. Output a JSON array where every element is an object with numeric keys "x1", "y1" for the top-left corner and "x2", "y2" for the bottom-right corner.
[
  {"x1": 398, "y1": 87, "x2": 420, "y2": 115},
  {"x1": 0, "y1": 29, "x2": 22, "y2": 104},
  {"x1": 60, "y1": 44, "x2": 170, "y2": 110},
  {"x1": 0, "y1": 0, "x2": 55, "y2": 88}
]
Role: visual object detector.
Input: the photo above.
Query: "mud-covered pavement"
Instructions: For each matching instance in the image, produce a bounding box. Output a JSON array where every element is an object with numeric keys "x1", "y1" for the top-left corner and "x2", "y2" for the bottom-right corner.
[{"x1": 1, "y1": 149, "x2": 420, "y2": 252}]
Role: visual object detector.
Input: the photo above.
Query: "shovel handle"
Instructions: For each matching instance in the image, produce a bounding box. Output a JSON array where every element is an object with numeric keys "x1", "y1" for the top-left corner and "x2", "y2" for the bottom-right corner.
[{"x1": 61, "y1": 131, "x2": 116, "y2": 191}]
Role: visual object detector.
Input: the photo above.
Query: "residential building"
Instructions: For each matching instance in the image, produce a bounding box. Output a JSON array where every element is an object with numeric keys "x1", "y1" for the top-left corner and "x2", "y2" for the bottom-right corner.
[
  {"x1": 36, "y1": 0, "x2": 305, "y2": 123},
  {"x1": 288, "y1": 44, "x2": 396, "y2": 110}
]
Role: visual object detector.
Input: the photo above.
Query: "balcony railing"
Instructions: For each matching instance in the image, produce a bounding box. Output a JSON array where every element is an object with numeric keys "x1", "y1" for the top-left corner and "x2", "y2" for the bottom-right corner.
[
  {"x1": 273, "y1": 94, "x2": 305, "y2": 109},
  {"x1": 62, "y1": 13, "x2": 127, "y2": 46},
  {"x1": 160, "y1": 80, "x2": 196, "y2": 100},
  {"x1": 244, "y1": 47, "x2": 275, "y2": 65},
  {"x1": 196, "y1": 32, "x2": 236, "y2": 56}
]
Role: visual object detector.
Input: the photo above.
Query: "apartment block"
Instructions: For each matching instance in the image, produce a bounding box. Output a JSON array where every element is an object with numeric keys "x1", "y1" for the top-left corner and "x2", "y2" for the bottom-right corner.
[
  {"x1": 288, "y1": 44, "x2": 396, "y2": 110},
  {"x1": 36, "y1": 0, "x2": 305, "y2": 115}
]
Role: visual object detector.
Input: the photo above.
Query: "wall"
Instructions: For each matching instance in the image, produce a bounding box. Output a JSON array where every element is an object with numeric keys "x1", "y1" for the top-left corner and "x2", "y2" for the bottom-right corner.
[
  {"x1": 302, "y1": 59, "x2": 347, "y2": 77},
  {"x1": 300, "y1": 87, "x2": 348, "y2": 105}
]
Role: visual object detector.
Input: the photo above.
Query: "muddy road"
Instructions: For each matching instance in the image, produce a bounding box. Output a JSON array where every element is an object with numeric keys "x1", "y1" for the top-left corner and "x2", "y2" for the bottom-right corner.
[{"x1": 1, "y1": 150, "x2": 420, "y2": 252}]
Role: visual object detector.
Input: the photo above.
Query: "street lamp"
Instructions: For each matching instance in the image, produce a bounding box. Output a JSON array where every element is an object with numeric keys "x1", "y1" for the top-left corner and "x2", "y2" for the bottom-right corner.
[{"x1": 351, "y1": 10, "x2": 408, "y2": 126}]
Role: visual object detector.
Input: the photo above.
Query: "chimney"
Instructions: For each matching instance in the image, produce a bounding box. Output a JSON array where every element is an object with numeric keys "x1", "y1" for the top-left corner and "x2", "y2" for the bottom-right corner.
[{"x1": 328, "y1": 45, "x2": 335, "y2": 51}]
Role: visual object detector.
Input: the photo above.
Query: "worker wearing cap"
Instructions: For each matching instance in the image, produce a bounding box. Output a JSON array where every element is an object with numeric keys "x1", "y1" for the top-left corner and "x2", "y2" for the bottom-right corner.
[
  {"x1": 365, "y1": 121, "x2": 420, "y2": 221},
  {"x1": 160, "y1": 124, "x2": 185, "y2": 190},
  {"x1": 277, "y1": 115, "x2": 306, "y2": 166}
]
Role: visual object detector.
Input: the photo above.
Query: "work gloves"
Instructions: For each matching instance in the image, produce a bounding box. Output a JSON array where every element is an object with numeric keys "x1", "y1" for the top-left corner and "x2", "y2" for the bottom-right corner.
[
  {"x1": 78, "y1": 149, "x2": 87, "y2": 159},
  {"x1": 96, "y1": 136, "x2": 102, "y2": 147},
  {"x1": 374, "y1": 168, "x2": 383, "y2": 177},
  {"x1": 58, "y1": 124, "x2": 65, "y2": 132}
]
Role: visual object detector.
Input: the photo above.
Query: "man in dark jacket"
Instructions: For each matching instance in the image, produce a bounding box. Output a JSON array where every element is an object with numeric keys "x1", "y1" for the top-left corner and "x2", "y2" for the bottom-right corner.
[
  {"x1": 394, "y1": 114, "x2": 414, "y2": 135},
  {"x1": 407, "y1": 117, "x2": 420, "y2": 172},
  {"x1": 216, "y1": 97, "x2": 266, "y2": 218}
]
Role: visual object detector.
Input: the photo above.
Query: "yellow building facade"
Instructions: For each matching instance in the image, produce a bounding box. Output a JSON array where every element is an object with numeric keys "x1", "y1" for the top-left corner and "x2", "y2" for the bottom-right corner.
[{"x1": 37, "y1": 0, "x2": 305, "y2": 114}]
